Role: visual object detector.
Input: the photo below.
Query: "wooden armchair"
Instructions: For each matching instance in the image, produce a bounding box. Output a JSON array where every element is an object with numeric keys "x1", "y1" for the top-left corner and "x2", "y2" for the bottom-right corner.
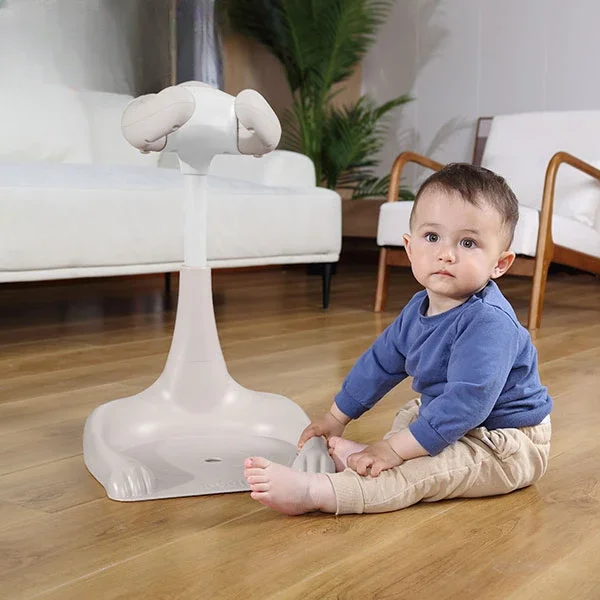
[{"x1": 374, "y1": 113, "x2": 600, "y2": 329}]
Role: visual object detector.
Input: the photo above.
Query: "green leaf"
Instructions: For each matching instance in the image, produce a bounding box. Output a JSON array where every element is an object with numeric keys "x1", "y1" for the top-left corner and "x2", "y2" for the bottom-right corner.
[
  {"x1": 222, "y1": 0, "x2": 413, "y2": 200},
  {"x1": 320, "y1": 94, "x2": 412, "y2": 189},
  {"x1": 350, "y1": 175, "x2": 415, "y2": 200}
]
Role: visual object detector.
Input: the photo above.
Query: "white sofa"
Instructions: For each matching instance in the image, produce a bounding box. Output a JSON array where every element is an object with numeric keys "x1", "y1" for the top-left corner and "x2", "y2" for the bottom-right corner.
[{"x1": 0, "y1": 85, "x2": 341, "y2": 304}]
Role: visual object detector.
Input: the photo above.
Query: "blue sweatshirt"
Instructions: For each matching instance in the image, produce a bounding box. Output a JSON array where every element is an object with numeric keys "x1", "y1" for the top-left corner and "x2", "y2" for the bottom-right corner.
[{"x1": 334, "y1": 281, "x2": 552, "y2": 455}]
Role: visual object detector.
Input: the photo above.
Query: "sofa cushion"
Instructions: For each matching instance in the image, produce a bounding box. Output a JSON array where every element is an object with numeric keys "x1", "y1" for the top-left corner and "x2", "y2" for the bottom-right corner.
[
  {"x1": 0, "y1": 163, "x2": 341, "y2": 280},
  {"x1": 377, "y1": 200, "x2": 600, "y2": 259},
  {"x1": 0, "y1": 84, "x2": 91, "y2": 163},
  {"x1": 482, "y1": 154, "x2": 600, "y2": 228}
]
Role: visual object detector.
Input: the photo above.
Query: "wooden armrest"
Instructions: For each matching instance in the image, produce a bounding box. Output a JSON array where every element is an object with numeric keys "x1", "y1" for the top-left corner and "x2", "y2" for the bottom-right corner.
[
  {"x1": 387, "y1": 151, "x2": 444, "y2": 202},
  {"x1": 536, "y1": 151, "x2": 600, "y2": 259},
  {"x1": 547, "y1": 151, "x2": 600, "y2": 181},
  {"x1": 543, "y1": 151, "x2": 600, "y2": 209}
]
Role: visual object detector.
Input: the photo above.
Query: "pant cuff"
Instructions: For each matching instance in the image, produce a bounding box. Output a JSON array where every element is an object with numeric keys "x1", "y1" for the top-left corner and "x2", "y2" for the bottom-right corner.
[{"x1": 325, "y1": 469, "x2": 365, "y2": 515}]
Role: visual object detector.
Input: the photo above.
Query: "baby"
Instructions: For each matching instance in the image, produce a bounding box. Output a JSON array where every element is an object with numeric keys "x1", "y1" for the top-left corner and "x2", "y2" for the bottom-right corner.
[{"x1": 244, "y1": 163, "x2": 552, "y2": 516}]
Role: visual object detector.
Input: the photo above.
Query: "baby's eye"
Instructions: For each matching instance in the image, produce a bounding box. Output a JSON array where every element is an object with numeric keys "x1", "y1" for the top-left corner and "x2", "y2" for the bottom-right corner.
[
  {"x1": 461, "y1": 238, "x2": 477, "y2": 249},
  {"x1": 425, "y1": 232, "x2": 439, "y2": 243}
]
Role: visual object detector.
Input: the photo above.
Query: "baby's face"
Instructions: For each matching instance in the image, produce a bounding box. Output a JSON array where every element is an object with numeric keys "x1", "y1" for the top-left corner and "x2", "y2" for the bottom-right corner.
[{"x1": 403, "y1": 188, "x2": 514, "y2": 310}]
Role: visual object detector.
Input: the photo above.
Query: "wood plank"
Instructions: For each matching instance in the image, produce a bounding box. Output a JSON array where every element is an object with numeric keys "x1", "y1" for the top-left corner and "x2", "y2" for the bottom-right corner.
[
  {"x1": 0, "y1": 495, "x2": 262, "y2": 600},
  {"x1": 0, "y1": 456, "x2": 105, "y2": 514},
  {"x1": 535, "y1": 322, "x2": 600, "y2": 364},
  {"x1": 0, "y1": 266, "x2": 598, "y2": 599},
  {"x1": 31, "y1": 501, "x2": 453, "y2": 600},
  {"x1": 267, "y1": 446, "x2": 600, "y2": 599},
  {"x1": 0, "y1": 383, "x2": 131, "y2": 436},
  {"x1": 0, "y1": 418, "x2": 86, "y2": 476},
  {"x1": 503, "y1": 532, "x2": 600, "y2": 599},
  {"x1": 0, "y1": 500, "x2": 40, "y2": 531}
]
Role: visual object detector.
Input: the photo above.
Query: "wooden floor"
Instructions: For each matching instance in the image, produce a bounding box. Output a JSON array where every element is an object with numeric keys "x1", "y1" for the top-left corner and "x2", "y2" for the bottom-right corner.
[{"x1": 0, "y1": 264, "x2": 599, "y2": 600}]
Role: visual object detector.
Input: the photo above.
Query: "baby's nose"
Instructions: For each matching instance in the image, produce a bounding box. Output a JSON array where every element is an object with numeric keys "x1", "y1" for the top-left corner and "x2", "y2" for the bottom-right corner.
[{"x1": 438, "y1": 246, "x2": 456, "y2": 262}]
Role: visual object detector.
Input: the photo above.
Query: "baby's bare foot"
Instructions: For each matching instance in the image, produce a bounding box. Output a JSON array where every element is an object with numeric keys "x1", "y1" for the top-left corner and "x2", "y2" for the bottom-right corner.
[
  {"x1": 244, "y1": 457, "x2": 336, "y2": 515},
  {"x1": 328, "y1": 437, "x2": 368, "y2": 472}
]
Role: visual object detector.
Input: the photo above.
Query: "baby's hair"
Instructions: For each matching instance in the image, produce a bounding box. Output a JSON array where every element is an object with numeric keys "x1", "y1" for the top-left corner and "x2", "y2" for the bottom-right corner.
[{"x1": 410, "y1": 163, "x2": 519, "y2": 247}]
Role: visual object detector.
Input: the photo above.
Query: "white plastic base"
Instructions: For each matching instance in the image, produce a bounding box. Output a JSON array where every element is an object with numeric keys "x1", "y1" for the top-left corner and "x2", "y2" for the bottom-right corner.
[{"x1": 83, "y1": 266, "x2": 335, "y2": 501}]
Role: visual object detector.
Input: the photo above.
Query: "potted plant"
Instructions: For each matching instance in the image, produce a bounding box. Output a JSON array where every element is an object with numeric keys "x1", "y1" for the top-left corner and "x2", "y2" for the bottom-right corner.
[{"x1": 219, "y1": 0, "x2": 414, "y2": 211}]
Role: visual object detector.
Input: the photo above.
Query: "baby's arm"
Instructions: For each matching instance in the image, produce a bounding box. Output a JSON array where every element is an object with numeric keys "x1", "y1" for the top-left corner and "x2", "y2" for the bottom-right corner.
[
  {"x1": 299, "y1": 312, "x2": 408, "y2": 453},
  {"x1": 386, "y1": 428, "x2": 429, "y2": 460},
  {"x1": 409, "y1": 309, "x2": 519, "y2": 456},
  {"x1": 297, "y1": 402, "x2": 351, "y2": 449},
  {"x1": 335, "y1": 315, "x2": 408, "y2": 420}
]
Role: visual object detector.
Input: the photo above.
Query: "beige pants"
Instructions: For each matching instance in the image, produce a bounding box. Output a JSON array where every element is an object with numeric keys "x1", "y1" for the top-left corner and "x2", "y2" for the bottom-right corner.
[{"x1": 326, "y1": 398, "x2": 551, "y2": 515}]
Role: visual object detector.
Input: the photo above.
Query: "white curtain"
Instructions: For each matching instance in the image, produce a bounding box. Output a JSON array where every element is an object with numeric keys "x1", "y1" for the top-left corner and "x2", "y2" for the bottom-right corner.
[
  {"x1": 0, "y1": 0, "x2": 170, "y2": 95},
  {"x1": 176, "y1": 0, "x2": 223, "y2": 89}
]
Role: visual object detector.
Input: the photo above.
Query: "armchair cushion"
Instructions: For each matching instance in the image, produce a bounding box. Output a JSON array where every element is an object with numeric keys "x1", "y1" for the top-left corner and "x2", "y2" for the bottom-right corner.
[
  {"x1": 482, "y1": 154, "x2": 600, "y2": 228},
  {"x1": 482, "y1": 111, "x2": 600, "y2": 162}
]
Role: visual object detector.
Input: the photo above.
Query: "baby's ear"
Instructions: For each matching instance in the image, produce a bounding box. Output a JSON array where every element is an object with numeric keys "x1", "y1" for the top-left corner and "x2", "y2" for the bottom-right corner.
[
  {"x1": 492, "y1": 250, "x2": 516, "y2": 279},
  {"x1": 403, "y1": 234, "x2": 412, "y2": 260}
]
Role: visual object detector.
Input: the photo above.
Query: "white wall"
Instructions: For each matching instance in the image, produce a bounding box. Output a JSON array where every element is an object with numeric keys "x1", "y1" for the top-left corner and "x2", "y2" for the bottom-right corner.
[
  {"x1": 363, "y1": 0, "x2": 600, "y2": 186},
  {"x1": 0, "y1": 0, "x2": 169, "y2": 94}
]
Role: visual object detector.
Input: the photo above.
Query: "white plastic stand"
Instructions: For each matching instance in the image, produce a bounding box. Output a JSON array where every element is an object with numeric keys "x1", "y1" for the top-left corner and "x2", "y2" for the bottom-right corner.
[{"x1": 83, "y1": 84, "x2": 334, "y2": 501}]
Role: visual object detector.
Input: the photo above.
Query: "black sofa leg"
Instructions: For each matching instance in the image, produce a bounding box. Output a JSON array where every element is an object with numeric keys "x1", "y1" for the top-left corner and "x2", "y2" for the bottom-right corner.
[
  {"x1": 164, "y1": 272, "x2": 172, "y2": 296},
  {"x1": 321, "y1": 262, "x2": 334, "y2": 309}
]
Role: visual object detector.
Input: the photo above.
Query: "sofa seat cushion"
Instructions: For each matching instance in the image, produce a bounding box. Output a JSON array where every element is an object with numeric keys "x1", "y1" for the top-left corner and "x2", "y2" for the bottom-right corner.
[
  {"x1": 0, "y1": 163, "x2": 341, "y2": 281},
  {"x1": 377, "y1": 200, "x2": 600, "y2": 259}
]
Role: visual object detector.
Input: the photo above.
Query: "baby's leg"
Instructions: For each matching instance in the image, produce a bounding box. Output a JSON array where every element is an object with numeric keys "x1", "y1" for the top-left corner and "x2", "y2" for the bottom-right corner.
[
  {"x1": 244, "y1": 457, "x2": 337, "y2": 515},
  {"x1": 246, "y1": 439, "x2": 497, "y2": 516},
  {"x1": 330, "y1": 422, "x2": 551, "y2": 514},
  {"x1": 327, "y1": 437, "x2": 367, "y2": 472},
  {"x1": 245, "y1": 421, "x2": 550, "y2": 517}
]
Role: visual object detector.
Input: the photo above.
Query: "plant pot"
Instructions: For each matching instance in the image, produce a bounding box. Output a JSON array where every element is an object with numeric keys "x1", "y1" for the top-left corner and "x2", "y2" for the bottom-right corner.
[{"x1": 342, "y1": 197, "x2": 387, "y2": 239}]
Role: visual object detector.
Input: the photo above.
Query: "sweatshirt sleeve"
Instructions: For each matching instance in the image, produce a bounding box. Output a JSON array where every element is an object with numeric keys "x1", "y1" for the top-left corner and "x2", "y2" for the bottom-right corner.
[
  {"x1": 334, "y1": 312, "x2": 408, "y2": 419},
  {"x1": 409, "y1": 307, "x2": 519, "y2": 455}
]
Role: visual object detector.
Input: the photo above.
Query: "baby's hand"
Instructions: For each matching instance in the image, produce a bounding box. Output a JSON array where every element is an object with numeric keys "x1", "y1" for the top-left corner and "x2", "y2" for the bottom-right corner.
[
  {"x1": 347, "y1": 439, "x2": 404, "y2": 477},
  {"x1": 297, "y1": 412, "x2": 346, "y2": 451}
]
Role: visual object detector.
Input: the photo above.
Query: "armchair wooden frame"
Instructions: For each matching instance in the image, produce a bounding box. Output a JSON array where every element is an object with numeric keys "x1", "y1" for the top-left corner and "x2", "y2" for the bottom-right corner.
[{"x1": 374, "y1": 117, "x2": 600, "y2": 330}]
